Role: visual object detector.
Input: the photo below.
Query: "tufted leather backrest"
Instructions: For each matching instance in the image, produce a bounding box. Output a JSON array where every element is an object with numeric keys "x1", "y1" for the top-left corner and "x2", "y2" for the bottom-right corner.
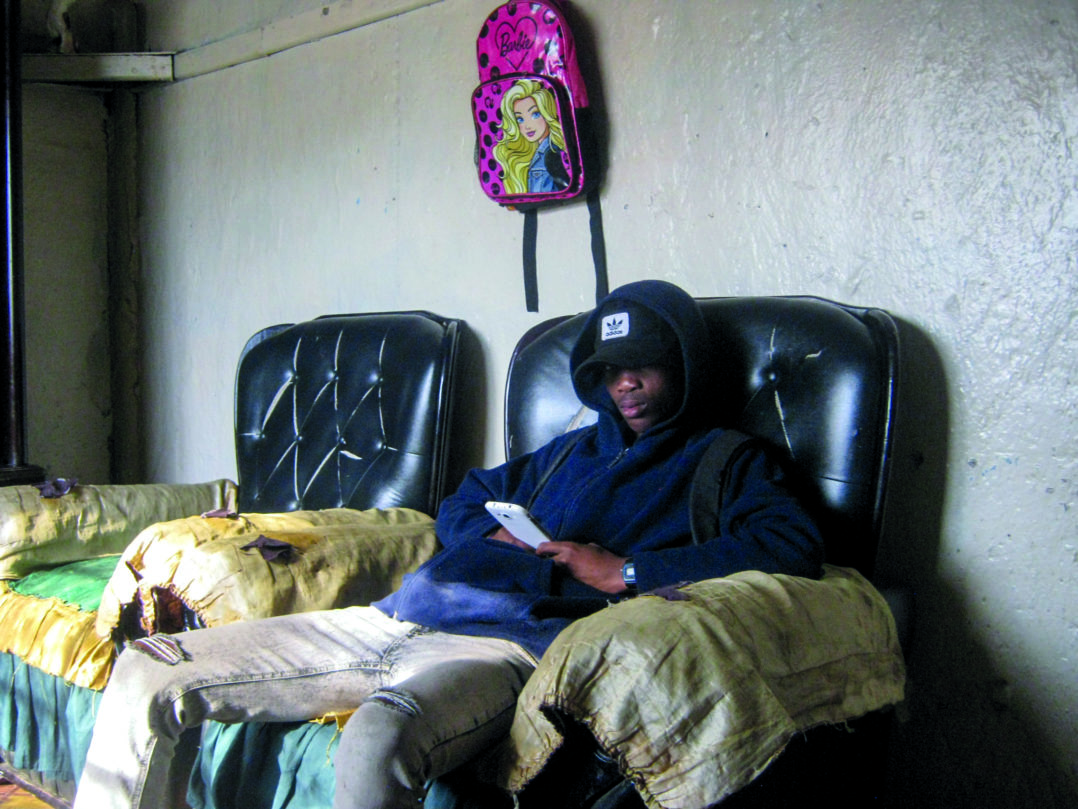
[
  {"x1": 504, "y1": 296, "x2": 898, "y2": 576},
  {"x1": 234, "y1": 312, "x2": 462, "y2": 516}
]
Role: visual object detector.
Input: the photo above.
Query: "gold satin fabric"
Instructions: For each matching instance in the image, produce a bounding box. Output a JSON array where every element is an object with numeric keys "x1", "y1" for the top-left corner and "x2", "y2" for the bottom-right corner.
[
  {"x1": 96, "y1": 507, "x2": 439, "y2": 638},
  {"x1": 0, "y1": 480, "x2": 238, "y2": 579},
  {"x1": 0, "y1": 582, "x2": 114, "y2": 690}
]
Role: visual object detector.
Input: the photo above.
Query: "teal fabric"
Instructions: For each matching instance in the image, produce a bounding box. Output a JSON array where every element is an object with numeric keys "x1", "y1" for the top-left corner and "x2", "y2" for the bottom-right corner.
[
  {"x1": 0, "y1": 557, "x2": 113, "y2": 794},
  {"x1": 10, "y1": 555, "x2": 119, "y2": 612},
  {"x1": 0, "y1": 649, "x2": 461, "y2": 809},
  {"x1": 0, "y1": 651, "x2": 99, "y2": 784},
  {"x1": 191, "y1": 720, "x2": 339, "y2": 809},
  {"x1": 190, "y1": 720, "x2": 485, "y2": 809},
  {"x1": 0, "y1": 557, "x2": 465, "y2": 808}
]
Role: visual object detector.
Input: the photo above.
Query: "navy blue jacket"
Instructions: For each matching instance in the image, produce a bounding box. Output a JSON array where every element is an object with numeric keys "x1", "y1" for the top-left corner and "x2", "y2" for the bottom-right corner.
[{"x1": 374, "y1": 281, "x2": 823, "y2": 656}]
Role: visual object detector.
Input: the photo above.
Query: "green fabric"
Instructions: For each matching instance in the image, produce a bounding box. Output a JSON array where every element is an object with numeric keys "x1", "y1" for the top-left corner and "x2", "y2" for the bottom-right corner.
[{"x1": 10, "y1": 556, "x2": 119, "y2": 613}]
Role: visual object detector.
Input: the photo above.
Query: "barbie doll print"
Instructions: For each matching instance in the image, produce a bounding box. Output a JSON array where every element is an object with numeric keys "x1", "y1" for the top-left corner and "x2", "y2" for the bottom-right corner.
[{"x1": 493, "y1": 79, "x2": 571, "y2": 195}]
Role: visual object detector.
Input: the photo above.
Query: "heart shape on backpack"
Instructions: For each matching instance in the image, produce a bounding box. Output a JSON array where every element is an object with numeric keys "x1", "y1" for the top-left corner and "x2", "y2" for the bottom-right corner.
[{"x1": 496, "y1": 18, "x2": 538, "y2": 71}]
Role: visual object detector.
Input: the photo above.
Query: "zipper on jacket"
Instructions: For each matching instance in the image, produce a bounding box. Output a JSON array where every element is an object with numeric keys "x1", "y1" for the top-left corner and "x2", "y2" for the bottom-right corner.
[
  {"x1": 550, "y1": 443, "x2": 628, "y2": 536},
  {"x1": 606, "y1": 448, "x2": 628, "y2": 469}
]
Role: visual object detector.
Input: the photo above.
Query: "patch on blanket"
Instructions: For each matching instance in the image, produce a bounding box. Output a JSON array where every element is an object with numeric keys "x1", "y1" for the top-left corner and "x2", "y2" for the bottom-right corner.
[
  {"x1": 95, "y1": 507, "x2": 440, "y2": 641},
  {"x1": 485, "y1": 565, "x2": 906, "y2": 809}
]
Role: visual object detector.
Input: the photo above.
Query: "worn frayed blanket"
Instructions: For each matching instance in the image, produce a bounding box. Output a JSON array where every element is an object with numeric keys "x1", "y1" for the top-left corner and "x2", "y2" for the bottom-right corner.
[
  {"x1": 95, "y1": 507, "x2": 440, "y2": 639},
  {"x1": 0, "y1": 480, "x2": 237, "y2": 579},
  {"x1": 490, "y1": 565, "x2": 905, "y2": 809}
]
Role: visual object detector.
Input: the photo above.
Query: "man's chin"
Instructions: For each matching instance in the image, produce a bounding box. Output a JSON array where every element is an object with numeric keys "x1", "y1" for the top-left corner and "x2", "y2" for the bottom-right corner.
[{"x1": 622, "y1": 414, "x2": 654, "y2": 434}]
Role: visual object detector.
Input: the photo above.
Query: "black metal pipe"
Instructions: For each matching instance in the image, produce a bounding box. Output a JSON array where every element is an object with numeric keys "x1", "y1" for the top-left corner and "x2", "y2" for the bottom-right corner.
[{"x1": 2, "y1": 0, "x2": 43, "y2": 484}]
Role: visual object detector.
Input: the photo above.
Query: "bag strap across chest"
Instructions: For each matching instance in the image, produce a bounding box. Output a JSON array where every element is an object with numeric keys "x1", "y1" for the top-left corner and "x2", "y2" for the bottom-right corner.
[{"x1": 689, "y1": 429, "x2": 756, "y2": 545}]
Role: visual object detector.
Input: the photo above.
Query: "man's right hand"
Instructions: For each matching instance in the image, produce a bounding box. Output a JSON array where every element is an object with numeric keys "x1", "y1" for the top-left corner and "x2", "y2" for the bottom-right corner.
[
  {"x1": 536, "y1": 541, "x2": 628, "y2": 593},
  {"x1": 488, "y1": 526, "x2": 535, "y2": 551}
]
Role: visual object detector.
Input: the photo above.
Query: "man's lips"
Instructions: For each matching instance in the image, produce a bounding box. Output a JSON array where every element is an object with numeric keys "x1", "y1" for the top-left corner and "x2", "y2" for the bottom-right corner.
[{"x1": 616, "y1": 397, "x2": 647, "y2": 419}]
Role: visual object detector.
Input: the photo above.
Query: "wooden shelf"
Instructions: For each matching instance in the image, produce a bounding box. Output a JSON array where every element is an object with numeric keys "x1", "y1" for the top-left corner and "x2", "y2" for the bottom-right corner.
[
  {"x1": 19, "y1": 0, "x2": 443, "y2": 85},
  {"x1": 21, "y1": 53, "x2": 174, "y2": 84}
]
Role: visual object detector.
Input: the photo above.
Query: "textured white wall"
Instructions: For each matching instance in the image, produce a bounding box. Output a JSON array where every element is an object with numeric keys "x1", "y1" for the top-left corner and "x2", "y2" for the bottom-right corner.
[{"x1": 132, "y1": 0, "x2": 1077, "y2": 804}]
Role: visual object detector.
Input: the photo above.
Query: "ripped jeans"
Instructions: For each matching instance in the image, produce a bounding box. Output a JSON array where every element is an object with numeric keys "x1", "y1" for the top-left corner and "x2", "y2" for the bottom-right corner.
[{"x1": 72, "y1": 607, "x2": 537, "y2": 809}]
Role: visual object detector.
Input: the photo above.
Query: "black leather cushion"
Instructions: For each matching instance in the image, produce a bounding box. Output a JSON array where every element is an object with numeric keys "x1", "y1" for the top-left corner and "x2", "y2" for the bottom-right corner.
[
  {"x1": 234, "y1": 312, "x2": 461, "y2": 516},
  {"x1": 504, "y1": 315, "x2": 587, "y2": 459},
  {"x1": 503, "y1": 296, "x2": 898, "y2": 575}
]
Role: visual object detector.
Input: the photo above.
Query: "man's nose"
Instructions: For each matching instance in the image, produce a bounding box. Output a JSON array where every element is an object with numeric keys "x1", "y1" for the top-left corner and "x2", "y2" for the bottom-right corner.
[{"x1": 614, "y1": 370, "x2": 641, "y2": 390}]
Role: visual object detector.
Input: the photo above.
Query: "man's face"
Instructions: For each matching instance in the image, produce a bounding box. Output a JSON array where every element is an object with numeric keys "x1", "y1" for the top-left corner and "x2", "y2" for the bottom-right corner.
[{"x1": 602, "y1": 364, "x2": 682, "y2": 435}]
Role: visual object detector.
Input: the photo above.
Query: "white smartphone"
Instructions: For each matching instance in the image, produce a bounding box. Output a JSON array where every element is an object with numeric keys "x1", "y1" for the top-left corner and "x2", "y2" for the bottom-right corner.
[{"x1": 484, "y1": 501, "x2": 552, "y2": 549}]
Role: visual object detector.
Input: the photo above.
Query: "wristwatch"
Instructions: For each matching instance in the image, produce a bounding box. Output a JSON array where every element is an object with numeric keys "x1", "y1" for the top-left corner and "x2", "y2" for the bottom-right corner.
[{"x1": 621, "y1": 558, "x2": 637, "y2": 592}]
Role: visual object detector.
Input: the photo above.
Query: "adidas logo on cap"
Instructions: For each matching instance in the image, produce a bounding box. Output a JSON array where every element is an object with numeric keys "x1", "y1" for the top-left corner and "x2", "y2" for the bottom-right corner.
[{"x1": 601, "y1": 313, "x2": 630, "y2": 341}]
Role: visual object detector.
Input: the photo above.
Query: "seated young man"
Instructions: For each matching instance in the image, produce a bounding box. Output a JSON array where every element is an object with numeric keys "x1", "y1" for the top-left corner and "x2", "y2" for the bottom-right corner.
[{"x1": 73, "y1": 280, "x2": 823, "y2": 809}]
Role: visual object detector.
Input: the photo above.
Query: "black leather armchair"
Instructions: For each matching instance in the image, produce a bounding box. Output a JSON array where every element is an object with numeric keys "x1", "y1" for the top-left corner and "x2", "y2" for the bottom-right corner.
[
  {"x1": 234, "y1": 311, "x2": 462, "y2": 515},
  {"x1": 468, "y1": 294, "x2": 903, "y2": 808},
  {"x1": 505, "y1": 296, "x2": 897, "y2": 575}
]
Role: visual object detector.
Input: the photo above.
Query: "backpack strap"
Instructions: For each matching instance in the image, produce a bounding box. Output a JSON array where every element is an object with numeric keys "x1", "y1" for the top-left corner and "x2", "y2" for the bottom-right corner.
[
  {"x1": 522, "y1": 209, "x2": 540, "y2": 312},
  {"x1": 688, "y1": 429, "x2": 756, "y2": 545},
  {"x1": 587, "y1": 188, "x2": 609, "y2": 303},
  {"x1": 526, "y1": 427, "x2": 589, "y2": 510},
  {"x1": 520, "y1": 189, "x2": 608, "y2": 313}
]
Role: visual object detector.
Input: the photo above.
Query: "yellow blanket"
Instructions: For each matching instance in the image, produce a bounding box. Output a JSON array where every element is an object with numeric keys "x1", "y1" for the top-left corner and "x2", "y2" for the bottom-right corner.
[
  {"x1": 0, "y1": 578, "x2": 115, "y2": 689},
  {"x1": 95, "y1": 507, "x2": 440, "y2": 639},
  {"x1": 491, "y1": 565, "x2": 905, "y2": 808},
  {"x1": 0, "y1": 480, "x2": 238, "y2": 579}
]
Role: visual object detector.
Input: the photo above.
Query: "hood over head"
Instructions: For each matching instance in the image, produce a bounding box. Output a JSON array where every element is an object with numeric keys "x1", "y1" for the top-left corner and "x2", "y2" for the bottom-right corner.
[{"x1": 570, "y1": 280, "x2": 712, "y2": 435}]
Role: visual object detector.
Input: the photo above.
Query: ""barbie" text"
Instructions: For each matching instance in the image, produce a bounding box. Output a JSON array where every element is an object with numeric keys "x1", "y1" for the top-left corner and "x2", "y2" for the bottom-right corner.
[{"x1": 497, "y1": 23, "x2": 536, "y2": 60}]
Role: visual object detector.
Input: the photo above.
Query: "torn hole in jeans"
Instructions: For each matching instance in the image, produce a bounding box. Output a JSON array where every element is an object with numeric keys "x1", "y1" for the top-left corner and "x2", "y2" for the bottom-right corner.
[{"x1": 365, "y1": 688, "x2": 421, "y2": 716}]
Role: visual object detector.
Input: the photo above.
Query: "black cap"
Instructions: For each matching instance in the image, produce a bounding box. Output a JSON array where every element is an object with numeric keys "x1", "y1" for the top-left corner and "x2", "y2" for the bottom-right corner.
[{"x1": 574, "y1": 299, "x2": 680, "y2": 381}]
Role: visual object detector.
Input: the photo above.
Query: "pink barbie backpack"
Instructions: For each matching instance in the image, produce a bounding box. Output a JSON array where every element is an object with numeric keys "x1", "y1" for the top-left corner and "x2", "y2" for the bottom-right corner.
[{"x1": 472, "y1": 0, "x2": 607, "y2": 312}]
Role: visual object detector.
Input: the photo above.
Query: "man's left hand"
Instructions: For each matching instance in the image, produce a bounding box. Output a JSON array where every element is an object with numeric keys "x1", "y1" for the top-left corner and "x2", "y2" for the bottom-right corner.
[{"x1": 538, "y1": 541, "x2": 628, "y2": 594}]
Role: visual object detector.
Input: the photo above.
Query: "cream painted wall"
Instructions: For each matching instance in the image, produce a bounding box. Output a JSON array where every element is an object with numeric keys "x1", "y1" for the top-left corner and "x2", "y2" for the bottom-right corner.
[{"x1": 128, "y1": 0, "x2": 1076, "y2": 804}]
